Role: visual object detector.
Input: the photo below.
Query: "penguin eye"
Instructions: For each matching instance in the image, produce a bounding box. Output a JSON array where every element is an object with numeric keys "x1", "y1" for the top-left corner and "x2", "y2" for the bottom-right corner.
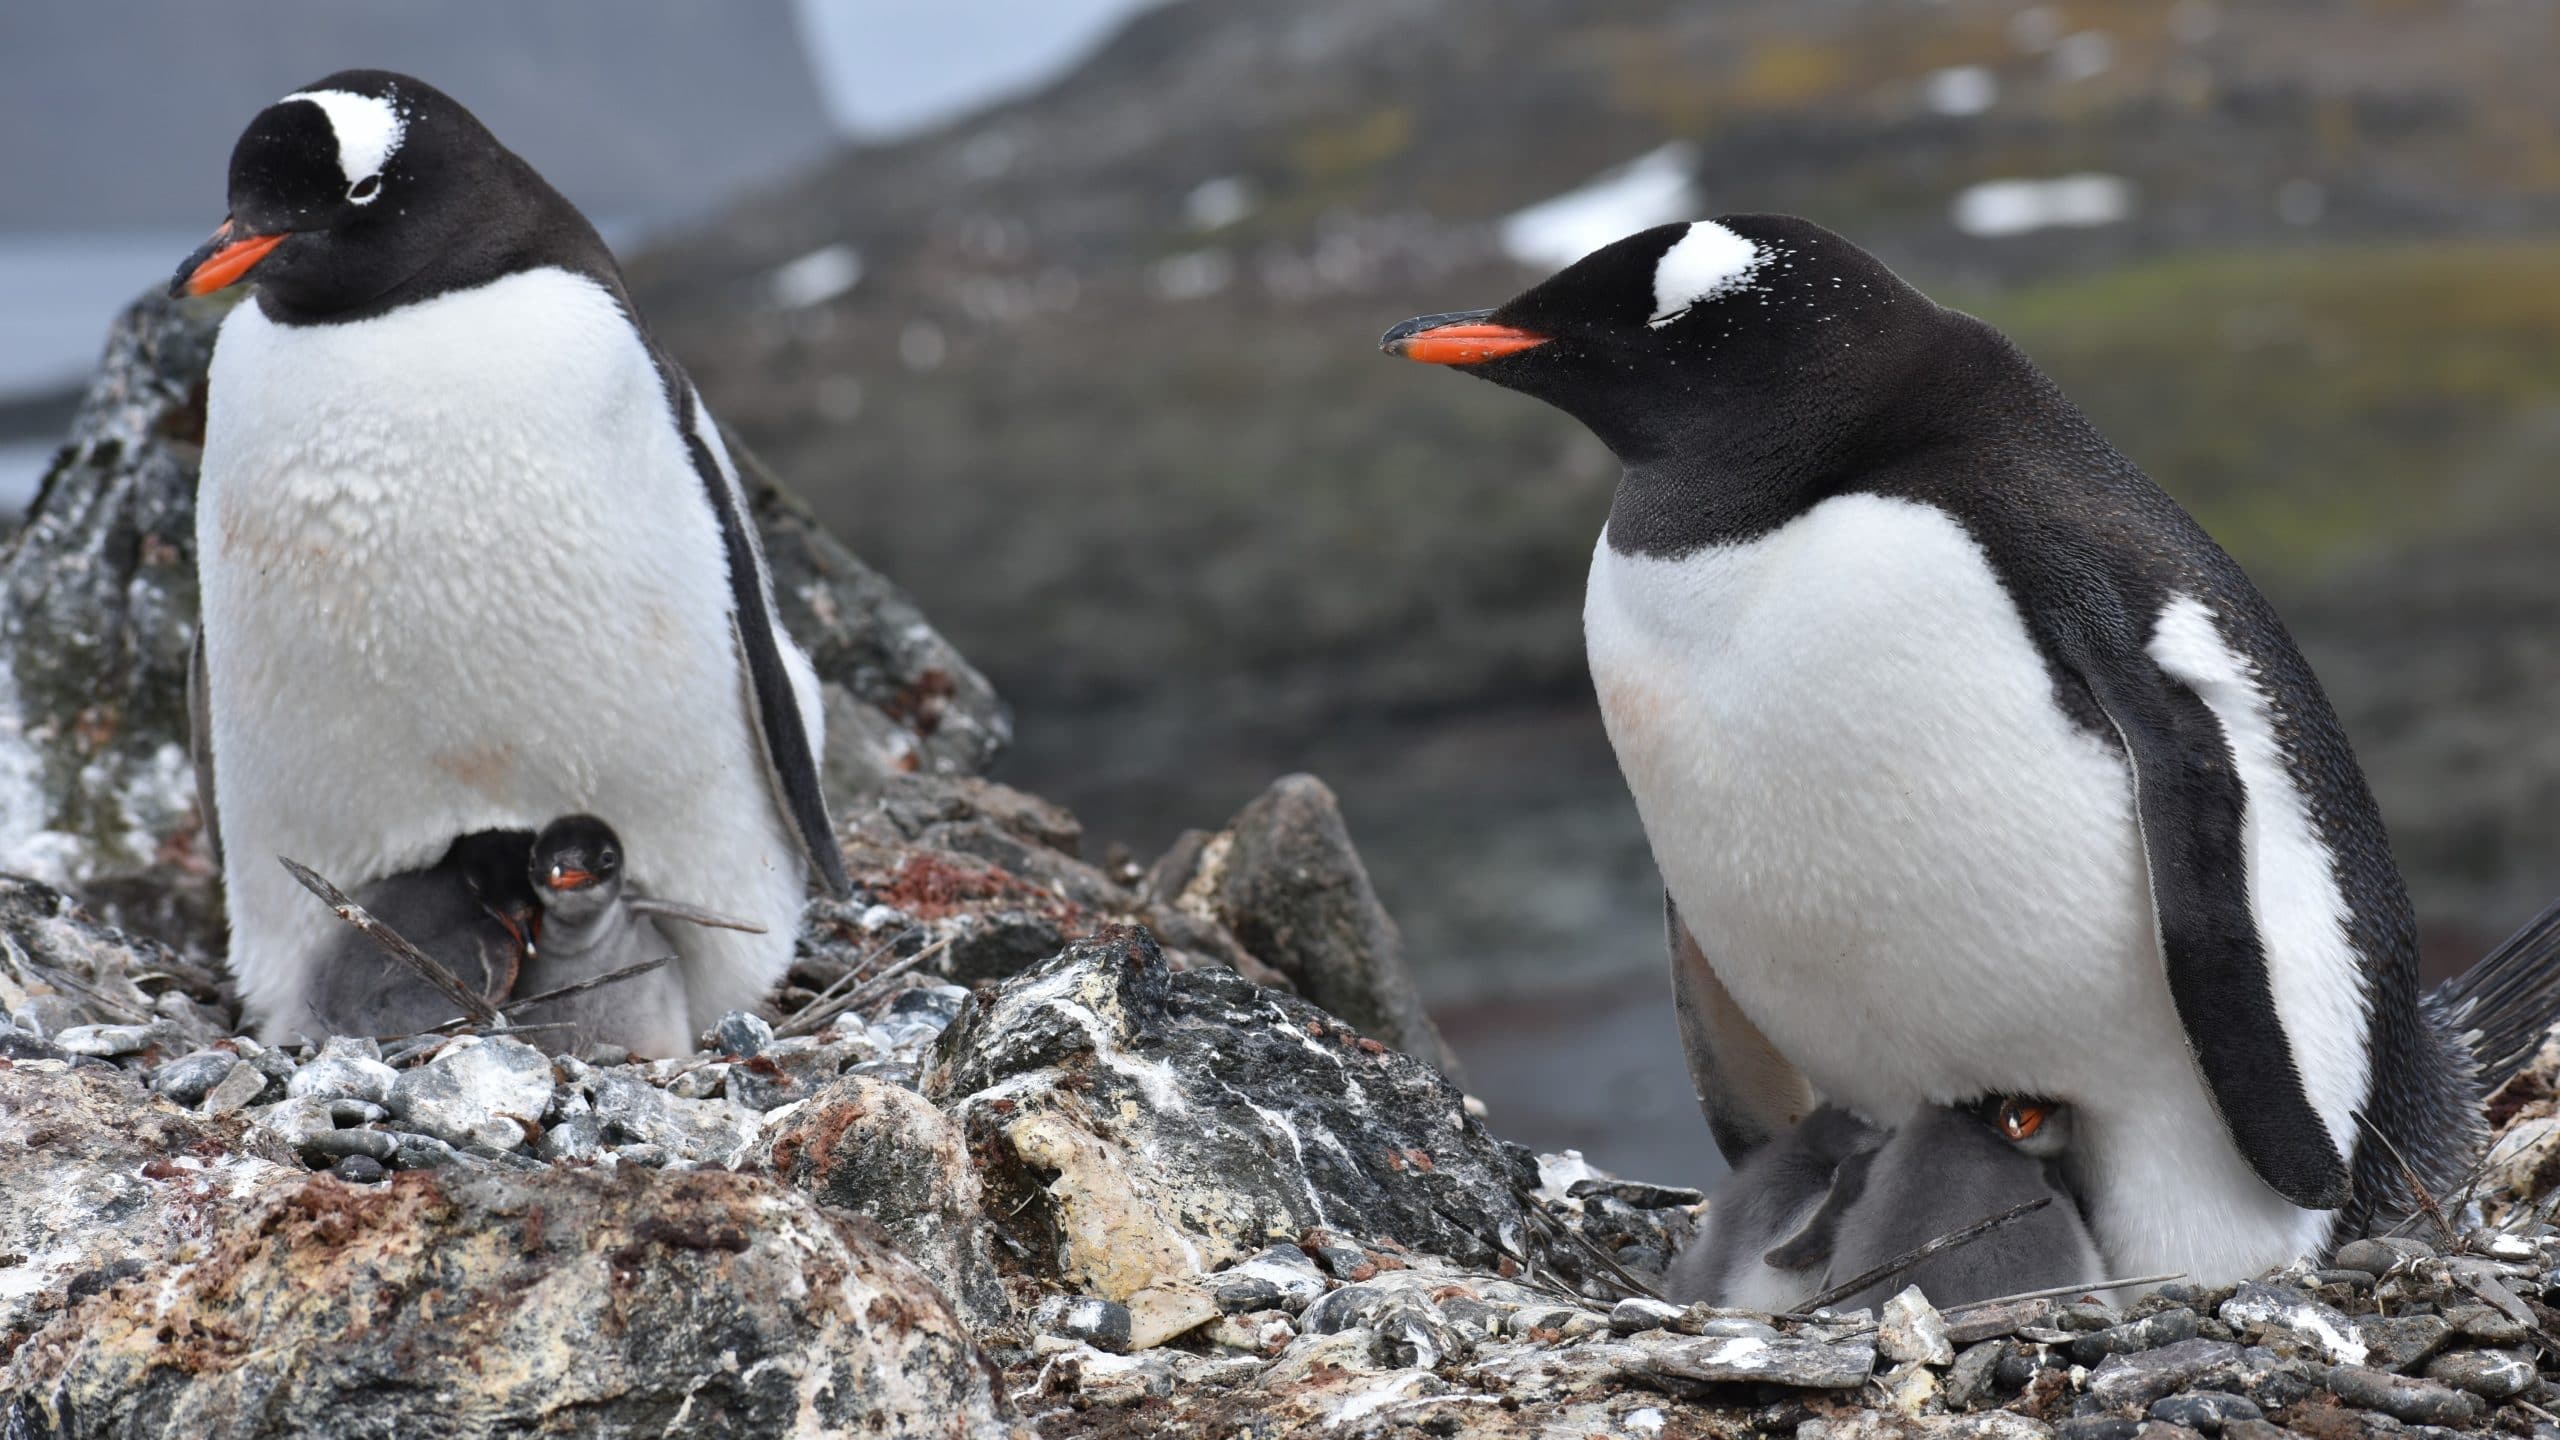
[
  {"x1": 1998, "y1": 1099, "x2": 2048, "y2": 1142},
  {"x1": 600, "y1": 848, "x2": 619, "y2": 872},
  {"x1": 347, "y1": 174, "x2": 382, "y2": 204}
]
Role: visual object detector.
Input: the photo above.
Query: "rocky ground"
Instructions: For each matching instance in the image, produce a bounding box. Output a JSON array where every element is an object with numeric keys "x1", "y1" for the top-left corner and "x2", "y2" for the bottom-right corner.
[{"x1": 9, "y1": 291, "x2": 2560, "y2": 1436}]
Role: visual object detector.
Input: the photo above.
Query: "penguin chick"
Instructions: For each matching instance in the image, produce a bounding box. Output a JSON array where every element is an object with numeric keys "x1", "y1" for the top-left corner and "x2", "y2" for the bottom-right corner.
[
  {"x1": 305, "y1": 828, "x2": 537, "y2": 1040},
  {"x1": 512, "y1": 815, "x2": 751, "y2": 1057},
  {"x1": 1666, "y1": 1103, "x2": 1883, "y2": 1310}
]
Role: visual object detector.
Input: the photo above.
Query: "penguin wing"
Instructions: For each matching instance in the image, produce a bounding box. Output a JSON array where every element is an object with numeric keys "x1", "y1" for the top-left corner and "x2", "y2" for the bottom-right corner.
[
  {"x1": 668, "y1": 379, "x2": 852, "y2": 899},
  {"x1": 1670, "y1": 894, "x2": 1817, "y2": 1164},
  {"x1": 2042, "y1": 604, "x2": 2353, "y2": 1211},
  {"x1": 188, "y1": 628, "x2": 223, "y2": 868}
]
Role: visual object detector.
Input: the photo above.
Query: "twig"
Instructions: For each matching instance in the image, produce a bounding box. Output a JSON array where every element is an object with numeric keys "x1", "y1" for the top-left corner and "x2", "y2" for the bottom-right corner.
[
  {"x1": 1790, "y1": 1197, "x2": 2053, "y2": 1315},
  {"x1": 435, "y1": 955, "x2": 673, "y2": 1031},
  {"x1": 774, "y1": 935, "x2": 951, "y2": 1039},
  {"x1": 1939, "y1": 1272, "x2": 2187, "y2": 1313},
  {"x1": 1513, "y1": 1183, "x2": 1666, "y2": 1303},
  {"x1": 2357, "y1": 1110, "x2": 2461, "y2": 1250},
  {"x1": 280, "y1": 855, "x2": 501, "y2": 1027}
]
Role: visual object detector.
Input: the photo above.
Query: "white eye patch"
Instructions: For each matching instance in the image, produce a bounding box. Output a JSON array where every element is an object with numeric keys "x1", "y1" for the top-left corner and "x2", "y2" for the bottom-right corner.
[
  {"x1": 1648, "y1": 221, "x2": 1765, "y2": 328},
  {"x1": 283, "y1": 88, "x2": 407, "y2": 200}
]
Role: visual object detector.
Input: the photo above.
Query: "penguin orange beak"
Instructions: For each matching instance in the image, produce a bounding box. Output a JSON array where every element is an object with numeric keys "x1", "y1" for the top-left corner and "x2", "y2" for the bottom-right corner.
[
  {"x1": 171, "y1": 220, "x2": 288, "y2": 298},
  {"x1": 1382, "y1": 310, "x2": 1551, "y2": 366},
  {"x1": 545, "y1": 866, "x2": 598, "y2": 892}
]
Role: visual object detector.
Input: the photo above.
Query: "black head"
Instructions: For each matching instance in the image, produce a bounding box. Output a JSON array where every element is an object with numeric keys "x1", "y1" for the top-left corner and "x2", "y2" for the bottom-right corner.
[
  {"x1": 531, "y1": 814, "x2": 625, "y2": 922},
  {"x1": 1385, "y1": 216, "x2": 1981, "y2": 551},
  {"x1": 171, "y1": 69, "x2": 613, "y2": 324}
]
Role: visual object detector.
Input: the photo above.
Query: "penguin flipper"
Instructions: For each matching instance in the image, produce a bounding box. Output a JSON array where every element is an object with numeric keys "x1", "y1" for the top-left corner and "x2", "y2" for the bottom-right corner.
[
  {"x1": 669, "y1": 379, "x2": 851, "y2": 899},
  {"x1": 1670, "y1": 894, "x2": 1817, "y2": 1165},
  {"x1": 188, "y1": 627, "x2": 223, "y2": 869},
  {"x1": 2049, "y1": 614, "x2": 2353, "y2": 1211}
]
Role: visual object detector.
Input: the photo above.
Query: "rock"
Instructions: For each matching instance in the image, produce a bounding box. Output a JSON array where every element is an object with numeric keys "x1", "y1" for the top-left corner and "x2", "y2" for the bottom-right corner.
[
  {"x1": 1037, "y1": 1295, "x2": 1134, "y2": 1353},
  {"x1": 1609, "y1": 1296, "x2": 1686, "y2": 1334},
  {"x1": 2217, "y1": 1281, "x2": 2368, "y2": 1364},
  {"x1": 1947, "y1": 1297, "x2": 2059, "y2": 1344},
  {"x1": 2324, "y1": 1365, "x2": 2485, "y2": 1427},
  {"x1": 48, "y1": 1023, "x2": 159, "y2": 1057},
  {"x1": 385, "y1": 1037, "x2": 552, "y2": 1152},
  {"x1": 283, "y1": 1036, "x2": 395, "y2": 1105},
  {"x1": 713, "y1": 1009, "x2": 773, "y2": 1057},
  {"x1": 1126, "y1": 1281, "x2": 1221, "y2": 1350},
  {"x1": 758, "y1": 1075, "x2": 1012, "y2": 1331},
  {"x1": 2071, "y1": 1309, "x2": 2201, "y2": 1366},
  {"x1": 1196, "y1": 775, "x2": 1460, "y2": 1077},
  {"x1": 2424, "y1": 1346, "x2": 2536, "y2": 1401},
  {"x1": 330, "y1": 1154, "x2": 385, "y2": 1184},
  {"x1": 194, "y1": 1058, "x2": 266, "y2": 1115},
  {"x1": 2353, "y1": 1311, "x2": 2451, "y2": 1372},
  {"x1": 1945, "y1": 1339, "x2": 2013, "y2": 1408},
  {"x1": 2083, "y1": 1340, "x2": 2252, "y2": 1411},
  {"x1": 1215, "y1": 1244, "x2": 1328, "y2": 1311},
  {"x1": 0, "y1": 879, "x2": 222, "y2": 1048},
  {"x1": 1627, "y1": 1328, "x2": 1879, "y2": 1389},
  {"x1": 2, "y1": 1166, "x2": 1021, "y2": 1437},
  {"x1": 929, "y1": 926, "x2": 1544, "y2": 1298},
  {"x1": 2148, "y1": 1391, "x2": 2263, "y2": 1432},
  {"x1": 148, "y1": 1049, "x2": 236, "y2": 1106},
  {"x1": 1882, "y1": 1286, "x2": 1957, "y2": 1366},
  {"x1": 2443, "y1": 1300, "x2": 2529, "y2": 1345},
  {"x1": 0, "y1": 1059, "x2": 301, "y2": 1351}
]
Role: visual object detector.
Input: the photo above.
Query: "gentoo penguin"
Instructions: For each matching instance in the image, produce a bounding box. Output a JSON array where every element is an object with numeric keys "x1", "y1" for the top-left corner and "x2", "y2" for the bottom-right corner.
[
  {"x1": 513, "y1": 814, "x2": 758, "y2": 1056},
  {"x1": 174, "y1": 71, "x2": 849, "y2": 1041},
  {"x1": 1382, "y1": 216, "x2": 2489, "y2": 1286},
  {"x1": 304, "y1": 828, "x2": 537, "y2": 1039},
  {"x1": 1670, "y1": 1099, "x2": 2103, "y2": 1311}
]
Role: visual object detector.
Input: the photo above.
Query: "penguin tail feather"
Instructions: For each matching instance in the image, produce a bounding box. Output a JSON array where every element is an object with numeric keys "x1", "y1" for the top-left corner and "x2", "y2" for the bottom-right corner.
[{"x1": 2429, "y1": 891, "x2": 2560, "y2": 1094}]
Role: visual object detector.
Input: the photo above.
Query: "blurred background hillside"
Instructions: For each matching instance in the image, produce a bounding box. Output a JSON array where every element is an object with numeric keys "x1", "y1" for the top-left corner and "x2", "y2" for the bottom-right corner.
[{"x1": 4, "y1": 0, "x2": 2557, "y2": 1184}]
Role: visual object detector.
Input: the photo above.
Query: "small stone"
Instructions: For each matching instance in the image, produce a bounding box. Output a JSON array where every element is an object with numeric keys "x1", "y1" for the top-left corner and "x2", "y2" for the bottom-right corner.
[
  {"x1": 301, "y1": 1127, "x2": 400, "y2": 1164},
  {"x1": 2324, "y1": 1365, "x2": 2484, "y2": 1428},
  {"x1": 387, "y1": 1037, "x2": 554, "y2": 1151},
  {"x1": 2353, "y1": 1312, "x2": 2450, "y2": 1372},
  {"x1": 713, "y1": 1010, "x2": 773, "y2": 1057},
  {"x1": 253, "y1": 1095, "x2": 341, "y2": 1146},
  {"x1": 2083, "y1": 1339, "x2": 2249, "y2": 1410},
  {"x1": 1438, "y1": 1296, "x2": 1506, "y2": 1340},
  {"x1": 2442, "y1": 1302, "x2": 2527, "y2": 1346},
  {"x1": 332, "y1": 1154, "x2": 386, "y2": 1183},
  {"x1": 287, "y1": 1038, "x2": 398, "y2": 1104},
  {"x1": 1634, "y1": 1330, "x2": 1879, "y2": 1389},
  {"x1": 2055, "y1": 1301, "x2": 2123, "y2": 1332},
  {"x1": 1942, "y1": 1339, "x2": 2012, "y2": 1409},
  {"x1": 1302, "y1": 1285, "x2": 1387, "y2": 1336},
  {"x1": 667, "y1": 1064, "x2": 728, "y2": 1100},
  {"x1": 2219, "y1": 1422, "x2": 2286, "y2": 1440},
  {"x1": 1310, "y1": 1242, "x2": 1373, "y2": 1280},
  {"x1": 1881, "y1": 1286, "x2": 1956, "y2": 1366},
  {"x1": 1221, "y1": 1244, "x2": 1327, "y2": 1310},
  {"x1": 1690, "y1": 1315, "x2": 1781, "y2": 1340},
  {"x1": 2423, "y1": 1347, "x2": 2535, "y2": 1401},
  {"x1": 1210, "y1": 1275, "x2": 1282, "y2": 1314},
  {"x1": 2071, "y1": 1309, "x2": 2201, "y2": 1366},
  {"x1": 1369, "y1": 1298, "x2": 1469, "y2": 1369},
  {"x1": 2057, "y1": 1418, "x2": 2142, "y2": 1440},
  {"x1": 1037, "y1": 1296, "x2": 1133, "y2": 1353},
  {"x1": 198, "y1": 1058, "x2": 269, "y2": 1114},
  {"x1": 1609, "y1": 1296, "x2": 1686, "y2": 1335},
  {"x1": 2218, "y1": 1281, "x2": 2367, "y2": 1364},
  {"x1": 152, "y1": 1050, "x2": 239, "y2": 1106},
  {"x1": 2148, "y1": 1391, "x2": 2263, "y2": 1432},
  {"x1": 1947, "y1": 1297, "x2": 2058, "y2": 1344},
  {"x1": 236, "y1": 1038, "x2": 298, "y2": 1091},
  {"x1": 50, "y1": 1023, "x2": 158, "y2": 1057},
  {"x1": 1200, "y1": 1310, "x2": 1294, "y2": 1355},
  {"x1": 1125, "y1": 1282, "x2": 1219, "y2": 1350},
  {"x1": 329, "y1": 1099, "x2": 390, "y2": 1127}
]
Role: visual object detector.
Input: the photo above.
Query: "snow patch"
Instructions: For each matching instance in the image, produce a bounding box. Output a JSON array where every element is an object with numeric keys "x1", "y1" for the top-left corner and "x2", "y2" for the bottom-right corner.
[
  {"x1": 1924, "y1": 66, "x2": 1998, "y2": 116},
  {"x1": 1499, "y1": 144, "x2": 1698, "y2": 272},
  {"x1": 1951, "y1": 174, "x2": 2135, "y2": 237},
  {"x1": 1184, "y1": 177, "x2": 1256, "y2": 231},
  {"x1": 769, "y1": 245, "x2": 862, "y2": 308}
]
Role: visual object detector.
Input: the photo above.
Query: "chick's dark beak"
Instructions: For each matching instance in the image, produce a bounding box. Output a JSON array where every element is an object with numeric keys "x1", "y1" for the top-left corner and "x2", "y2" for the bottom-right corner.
[
  {"x1": 1381, "y1": 309, "x2": 1551, "y2": 365},
  {"x1": 171, "y1": 219, "x2": 288, "y2": 298}
]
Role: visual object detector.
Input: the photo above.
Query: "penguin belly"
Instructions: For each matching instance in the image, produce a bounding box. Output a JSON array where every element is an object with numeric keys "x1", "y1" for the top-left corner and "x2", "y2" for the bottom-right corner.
[
  {"x1": 1585, "y1": 492, "x2": 2334, "y2": 1282},
  {"x1": 199, "y1": 268, "x2": 814, "y2": 1040}
]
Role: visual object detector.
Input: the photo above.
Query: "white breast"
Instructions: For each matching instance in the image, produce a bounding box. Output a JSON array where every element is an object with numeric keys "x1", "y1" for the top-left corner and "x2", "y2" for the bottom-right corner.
[
  {"x1": 1587, "y1": 492, "x2": 2331, "y2": 1280},
  {"x1": 198, "y1": 269, "x2": 813, "y2": 1042}
]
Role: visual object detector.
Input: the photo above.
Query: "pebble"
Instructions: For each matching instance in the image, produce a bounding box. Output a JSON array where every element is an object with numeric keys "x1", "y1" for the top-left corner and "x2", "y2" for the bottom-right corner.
[
  {"x1": 1219, "y1": 1245, "x2": 1327, "y2": 1311},
  {"x1": 332, "y1": 1154, "x2": 387, "y2": 1184},
  {"x1": 50, "y1": 1023, "x2": 158, "y2": 1057},
  {"x1": 1037, "y1": 1296, "x2": 1133, "y2": 1353},
  {"x1": 1302, "y1": 1285, "x2": 1387, "y2": 1336},
  {"x1": 2423, "y1": 1346, "x2": 2535, "y2": 1401},
  {"x1": 302, "y1": 1128, "x2": 399, "y2": 1163},
  {"x1": 1438, "y1": 1295, "x2": 1507, "y2": 1340},
  {"x1": 1690, "y1": 1315, "x2": 1780, "y2": 1340},
  {"x1": 1210, "y1": 1274, "x2": 1283, "y2": 1314},
  {"x1": 151, "y1": 1049, "x2": 238, "y2": 1106},
  {"x1": 286, "y1": 1036, "x2": 397, "y2": 1104},
  {"x1": 2055, "y1": 1302, "x2": 2123, "y2": 1332},
  {"x1": 2442, "y1": 1301, "x2": 2527, "y2": 1346},
  {"x1": 236, "y1": 1038, "x2": 298, "y2": 1091},
  {"x1": 2324, "y1": 1365, "x2": 2483, "y2": 1428},
  {"x1": 329, "y1": 1099, "x2": 390, "y2": 1127},
  {"x1": 2082, "y1": 1339, "x2": 2247, "y2": 1410},
  {"x1": 388, "y1": 1037, "x2": 554, "y2": 1151},
  {"x1": 2352, "y1": 1311, "x2": 2450, "y2": 1372},
  {"x1": 1370, "y1": 1298, "x2": 1469, "y2": 1368},
  {"x1": 667, "y1": 1064, "x2": 728, "y2": 1100},
  {"x1": 2148, "y1": 1391, "x2": 2263, "y2": 1432},
  {"x1": 1879, "y1": 1287, "x2": 1955, "y2": 1367},
  {"x1": 713, "y1": 1011, "x2": 773, "y2": 1057},
  {"x1": 2070, "y1": 1309, "x2": 2200, "y2": 1366},
  {"x1": 198, "y1": 1058, "x2": 270, "y2": 1114},
  {"x1": 1943, "y1": 1339, "x2": 2011, "y2": 1409},
  {"x1": 2217, "y1": 1282, "x2": 2366, "y2": 1365},
  {"x1": 1946, "y1": 1297, "x2": 2057, "y2": 1344},
  {"x1": 1608, "y1": 1297, "x2": 1686, "y2": 1335}
]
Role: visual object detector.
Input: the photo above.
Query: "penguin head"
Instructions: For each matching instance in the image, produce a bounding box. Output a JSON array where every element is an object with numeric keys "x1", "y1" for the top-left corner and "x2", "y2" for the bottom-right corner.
[
  {"x1": 171, "y1": 70, "x2": 585, "y2": 323},
  {"x1": 1383, "y1": 215, "x2": 1936, "y2": 465},
  {"x1": 530, "y1": 814, "x2": 625, "y2": 926},
  {"x1": 1973, "y1": 1094, "x2": 2075, "y2": 1161}
]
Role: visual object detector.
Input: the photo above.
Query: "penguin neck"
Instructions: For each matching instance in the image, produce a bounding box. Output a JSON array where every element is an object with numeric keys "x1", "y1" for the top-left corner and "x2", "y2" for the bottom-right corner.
[
  {"x1": 542, "y1": 896, "x2": 630, "y2": 961},
  {"x1": 1599, "y1": 401, "x2": 1865, "y2": 558}
]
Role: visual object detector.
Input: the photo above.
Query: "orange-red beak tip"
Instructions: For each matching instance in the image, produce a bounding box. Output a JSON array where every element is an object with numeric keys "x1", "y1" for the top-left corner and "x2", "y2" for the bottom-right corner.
[
  {"x1": 1382, "y1": 318, "x2": 1551, "y2": 366},
  {"x1": 172, "y1": 224, "x2": 288, "y2": 299}
]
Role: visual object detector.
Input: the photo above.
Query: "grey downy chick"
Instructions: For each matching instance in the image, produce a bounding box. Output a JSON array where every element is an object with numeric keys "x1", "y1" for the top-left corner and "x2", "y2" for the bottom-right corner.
[
  {"x1": 513, "y1": 815, "x2": 760, "y2": 1057},
  {"x1": 305, "y1": 828, "x2": 538, "y2": 1041},
  {"x1": 1670, "y1": 1098, "x2": 2104, "y2": 1313}
]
